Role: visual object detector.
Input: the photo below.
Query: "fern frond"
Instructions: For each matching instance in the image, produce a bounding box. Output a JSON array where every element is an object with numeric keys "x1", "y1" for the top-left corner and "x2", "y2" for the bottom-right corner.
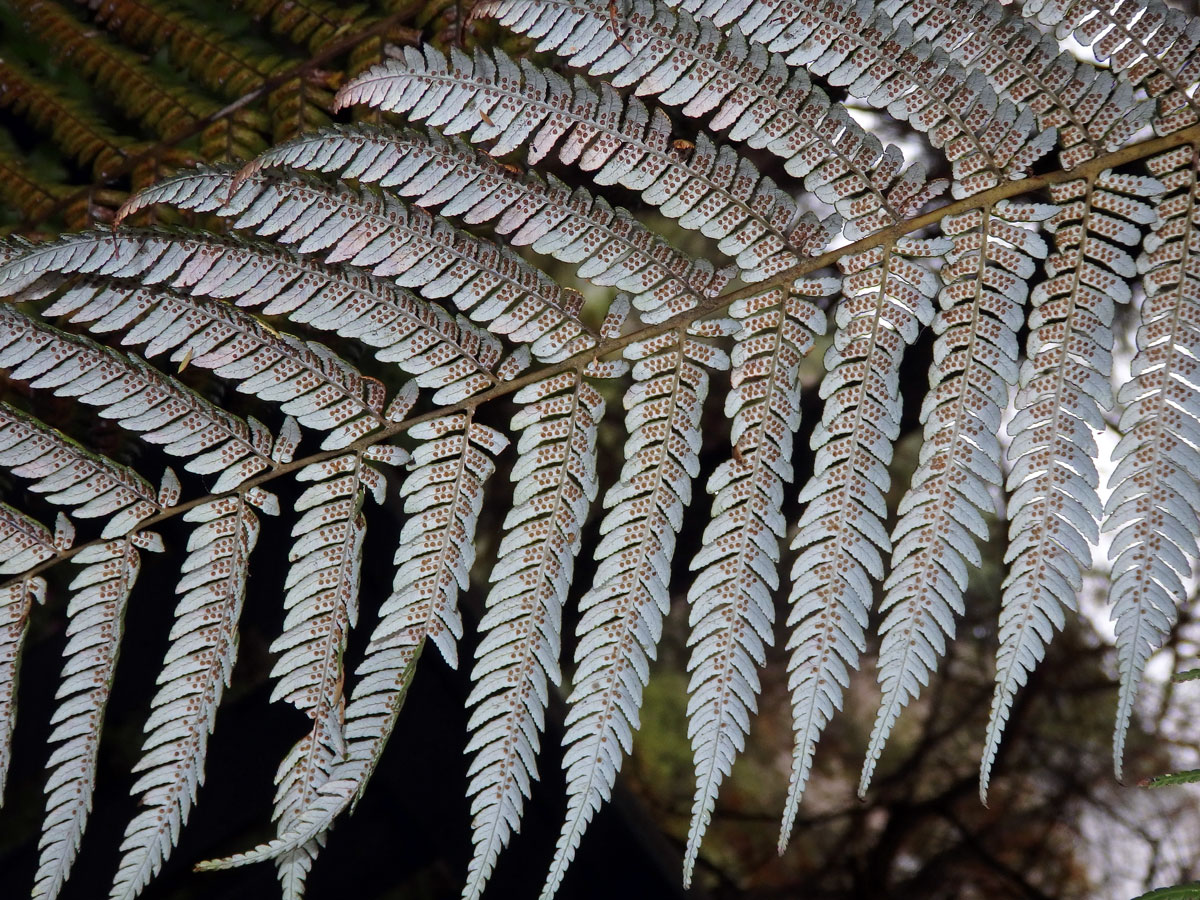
[
  {"x1": 494, "y1": 0, "x2": 1052, "y2": 196},
  {"x1": 883, "y1": 0, "x2": 1153, "y2": 167},
  {"x1": 35, "y1": 533, "x2": 161, "y2": 900},
  {"x1": 110, "y1": 493, "x2": 267, "y2": 900},
  {"x1": 1103, "y1": 144, "x2": 1200, "y2": 778},
  {"x1": 81, "y1": 0, "x2": 341, "y2": 145},
  {"x1": 13, "y1": 0, "x2": 228, "y2": 146},
  {"x1": 0, "y1": 402, "x2": 174, "y2": 537},
  {"x1": 269, "y1": 449, "x2": 404, "y2": 900},
  {"x1": 863, "y1": 201, "x2": 1053, "y2": 791},
  {"x1": 981, "y1": 169, "x2": 1163, "y2": 800},
  {"x1": 474, "y1": 0, "x2": 945, "y2": 239},
  {"x1": 195, "y1": 413, "x2": 506, "y2": 871},
  {"x1": 542, "y1": 321, "x2": 729, "y2": 899},
  {"x1": 0, "y1": 507, "x2": 71, "y2": 805},
  {"x1": 1024, "y1": 0, "x2": 1200, "y2": 134},
  {"x1": 333, "y1": 48, "x2": 798, "y2": 280},
  {"x1": 782, "y1": 236, "x2": 946, "y2": 829},
  {"x1": 0, "y1": 144, "x2": 66, "y2": 225},
  {"x1": 0, "y1": 304, "x2": 276, "y2": 493},
  {"x1": 681, "y1": 276, "x2": 831, "y2": 883},
  {"x1": 463, "y1": 370, "x2": 606, "y2": 900},
  {"x1": 243, "y1": 123, "x2": 727, "y2": 324},
  {"x1": 9, "y1": 230, "x2": 508, "y2": 403},
  {"x1": 119, "y1": 168, "x2": 592, "y2": 358}
]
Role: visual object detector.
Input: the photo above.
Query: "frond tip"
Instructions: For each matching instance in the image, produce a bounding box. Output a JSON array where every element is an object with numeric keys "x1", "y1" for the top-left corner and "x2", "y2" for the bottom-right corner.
[
  {"x1": 981, "y1": 168, "x2": 1163, "y2": 801},
  {"x1": 682, "y1": 277, "x2": 831, "y2": 883},
  {"x1": 784, "y1": 235, "x2": 946, "y2": 828},
  {"x1": 543, "y1": 323, "x2": 730, "y2": 900},
  {"x1": 1104, "y1": 144, "x2": 1200, "y2": 779},
  {"x1": 110, "y1": 495, "x2": 263, "y2": 900},
  {"x1": 463, "y1": 371, "x2": 605, "y2": 900},
  {"x1": 36, "y1": 536, "x2": 159, "y2": 900},
  {"x1": 862, "y1": 199, "x2": 1053, "y2": 797}
]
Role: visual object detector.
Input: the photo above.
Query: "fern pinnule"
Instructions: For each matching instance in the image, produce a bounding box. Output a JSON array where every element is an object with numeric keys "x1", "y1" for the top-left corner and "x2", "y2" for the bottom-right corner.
[
  {"x1": 1024, "y1": 0, "x2": 1200, "y2": 135},
  {"x1": 0, "y1": 402, "x2": 169, "y2": 538},
  {"x1": 863, "y1": 200, "x2": 1053, "y2": 792},
  {"x1": 0, "y1": 507, "x2": 70, "y2": 805},
  {"x1": 110, "y1": 493, "x2": 265, "y2": 900},
  {"x1": 981, "y1": 169, "x2": 1163, "y2": 801},
  {"x1": 270, "y1": 451, "x2": 396, "y2": 900},
  {"x1": 195, "y1": 413, "x2": 506, "y2": 872},
  {"x1": 1, "y1": 572, "x2": 45, "y2": 804},
  {"x1": 542, "y1": 319, "x2": 730, "y2": 900},
  {"x1": 35, "y1": 276, "x2": 390, "y2": 452},
  {"x1": 783, "y1": 236, "x2": 946, "y2": 825},
  {"x1": 245, "y1": 123, "x2": 729, "y2": 330},
  {"x1": 475, "y1": 0, "x2": 945, "y2": 240},
  {"x1": 332, "y1": 48, "x2": 798, "y2": 281},
  {"x1": 882, "y1": 0, "x2": 1153, "y2": 167},
  {"x1": 463, "y1": 370, "x2": 607, "y2": 900},
  {"x1": 681, "y1": 276, "x2": 832, "y2": 884},
  {"x1": 35, "y1": 534, "x2": 161, "y2": 900},
  {"x1": 24, "y1": 231, "x2": 509, "y2": 405},
  {"x1": 120, "y1": 169, "x2": 587, "y2": 362},
  {"x1": 650, "y1": 0, "x2": 1055, "y2": 194},
  {"x1": 0, "y1": 305, "x2": 276, "y2": 493},
  {"x1": 0, "y1": 505, "x2": 70, "y2": 578},
  {"x1": 1103, "y1": 144, "x2": 1200, "y2": 778}
]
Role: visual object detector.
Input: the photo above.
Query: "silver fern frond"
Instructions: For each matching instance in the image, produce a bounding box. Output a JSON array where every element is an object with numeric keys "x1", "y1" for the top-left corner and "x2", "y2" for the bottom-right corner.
[{"x1": 5, "y1": 2, "x2": 1200, "y2": 897}]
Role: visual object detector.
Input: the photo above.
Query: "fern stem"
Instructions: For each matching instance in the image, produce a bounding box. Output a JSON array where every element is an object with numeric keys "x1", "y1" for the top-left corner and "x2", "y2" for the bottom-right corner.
[{"x1": 9, "y1": 122, "x2": 1200, "y2": 594}]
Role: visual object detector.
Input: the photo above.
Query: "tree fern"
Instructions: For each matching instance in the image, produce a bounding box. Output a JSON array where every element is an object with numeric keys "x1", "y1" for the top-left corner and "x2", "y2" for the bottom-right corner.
[{"x1": 3, "y1": 0, "x2": 1200, "y2": 897}]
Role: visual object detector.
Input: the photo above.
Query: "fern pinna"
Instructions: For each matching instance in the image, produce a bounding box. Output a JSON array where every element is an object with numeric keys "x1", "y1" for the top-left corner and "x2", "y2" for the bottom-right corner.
[{"x1": 1, "y1": 0, "x2": 1200, "y2": 896}]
